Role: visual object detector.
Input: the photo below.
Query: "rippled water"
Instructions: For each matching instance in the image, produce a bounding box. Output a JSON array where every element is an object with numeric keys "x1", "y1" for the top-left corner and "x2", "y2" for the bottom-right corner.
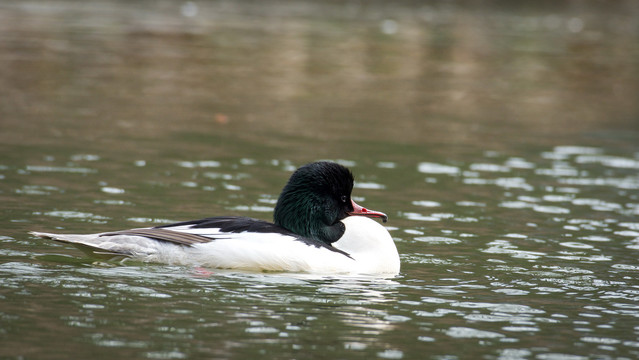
[{"x1": 2, "y1": 1, "x2": 639, "y2": 359}]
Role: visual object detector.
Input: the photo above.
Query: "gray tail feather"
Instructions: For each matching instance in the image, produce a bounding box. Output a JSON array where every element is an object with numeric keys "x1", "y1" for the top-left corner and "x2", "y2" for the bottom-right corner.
[{"x1": 30, "y1": 231, "x2": 131, "y2": 260}]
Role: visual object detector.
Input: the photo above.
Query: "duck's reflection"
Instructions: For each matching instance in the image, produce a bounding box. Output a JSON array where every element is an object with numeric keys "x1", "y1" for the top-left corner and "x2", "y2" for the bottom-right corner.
[{"x1": 197, "y1": 270, "x2": 403, "y2": 348}]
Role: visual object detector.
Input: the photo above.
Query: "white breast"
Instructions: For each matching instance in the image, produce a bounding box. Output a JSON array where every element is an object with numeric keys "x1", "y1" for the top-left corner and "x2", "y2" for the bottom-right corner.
[{"x1": 332, "y1": 216, "x2": 400, "y2": 274}]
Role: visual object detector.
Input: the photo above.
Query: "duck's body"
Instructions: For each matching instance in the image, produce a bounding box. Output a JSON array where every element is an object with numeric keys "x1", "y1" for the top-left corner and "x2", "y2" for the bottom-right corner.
[
  {"x1": 31, "y1": 216, "x2": 399, "y2": 274},
  {"x1": 31, "y1": 162, "x2": 400, "y2": 275}
]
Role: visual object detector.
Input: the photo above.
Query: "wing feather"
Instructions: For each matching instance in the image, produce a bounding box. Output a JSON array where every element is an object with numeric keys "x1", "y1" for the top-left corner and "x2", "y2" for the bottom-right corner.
[
  {"x1": 101, "y1": 228, "x2": 212, "y2": 246},
  {"x1": 100, "y1": 216, "x2": 351, "y2": 257}
]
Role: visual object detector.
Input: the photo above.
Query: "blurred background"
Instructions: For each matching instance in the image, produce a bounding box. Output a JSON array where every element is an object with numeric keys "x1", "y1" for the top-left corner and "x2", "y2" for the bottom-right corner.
[
  {"x1": 1, "y1": 1, "x2": 639, "y2": 359},
  {"x1": 2, "y1": 0, "x2": 638, "y2": 159}
]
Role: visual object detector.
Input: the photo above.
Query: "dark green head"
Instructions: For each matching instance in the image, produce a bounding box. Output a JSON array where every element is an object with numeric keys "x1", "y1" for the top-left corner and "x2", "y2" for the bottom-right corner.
[{"x1": 273, "y1": 161, "x2": 387, "y2": 244}]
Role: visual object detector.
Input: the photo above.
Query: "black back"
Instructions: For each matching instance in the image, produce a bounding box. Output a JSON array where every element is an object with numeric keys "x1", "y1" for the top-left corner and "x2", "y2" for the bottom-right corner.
[{"x1": 154, "y1": 216, "x2": 351, "y2": 256}]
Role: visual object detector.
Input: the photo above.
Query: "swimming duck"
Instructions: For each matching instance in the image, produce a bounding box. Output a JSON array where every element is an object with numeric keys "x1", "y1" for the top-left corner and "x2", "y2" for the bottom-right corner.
[{"x1": 31, "y1": 161, "x2": 400, "y2": 274}]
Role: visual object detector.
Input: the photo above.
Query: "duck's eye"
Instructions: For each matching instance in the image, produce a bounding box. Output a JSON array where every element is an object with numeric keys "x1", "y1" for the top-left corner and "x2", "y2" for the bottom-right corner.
[{"x1": 340, "y1": 195, "x2": 348, "y2": 203}]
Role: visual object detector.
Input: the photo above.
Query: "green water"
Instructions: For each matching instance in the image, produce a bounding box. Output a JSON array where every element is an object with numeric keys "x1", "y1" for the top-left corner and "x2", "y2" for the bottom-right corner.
[{"x1": 1, "y1": 1, "x2": 639, "y2": 359}]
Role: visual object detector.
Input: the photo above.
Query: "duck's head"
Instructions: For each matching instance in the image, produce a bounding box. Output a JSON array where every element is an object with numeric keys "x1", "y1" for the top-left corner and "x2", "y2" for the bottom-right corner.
[{"x1": 273, "y1": 161, "x2": 388, "y2": 244}]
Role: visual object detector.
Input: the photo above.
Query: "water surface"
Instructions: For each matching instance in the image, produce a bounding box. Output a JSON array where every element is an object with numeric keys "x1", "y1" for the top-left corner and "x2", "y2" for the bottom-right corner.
[{"x1": 1, "y1": 1, "x2": 639, "y2": 359}]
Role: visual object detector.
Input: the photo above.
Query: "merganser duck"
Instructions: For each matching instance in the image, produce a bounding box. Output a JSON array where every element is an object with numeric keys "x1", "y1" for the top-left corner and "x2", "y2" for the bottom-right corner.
[{"x1": 30, "y1": 162, "x2": 400, "y2": 275}]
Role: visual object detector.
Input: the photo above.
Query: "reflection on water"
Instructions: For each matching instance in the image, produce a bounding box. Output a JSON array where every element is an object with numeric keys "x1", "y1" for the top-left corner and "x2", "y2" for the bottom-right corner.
[{"x1": 1, "y1": 0, "x2": 639, "y2": 359}]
